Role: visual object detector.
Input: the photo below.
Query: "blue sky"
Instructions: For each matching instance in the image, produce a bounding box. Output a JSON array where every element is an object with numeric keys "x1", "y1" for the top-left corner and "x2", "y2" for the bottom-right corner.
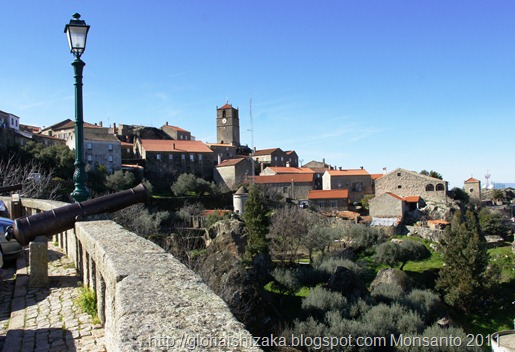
[{"x1": 1, "y1": 1, "x2": 514, "y2": 188}]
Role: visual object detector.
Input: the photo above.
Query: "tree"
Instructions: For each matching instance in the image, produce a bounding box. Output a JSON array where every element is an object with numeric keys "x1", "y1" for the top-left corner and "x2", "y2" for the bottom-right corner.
[
  {"x1": 106, "y1": 170, "x2": 136, "y2": 191},
  {"x1": 243, "y1": 184, "x2": 269, "y2": 263},
  {"x1": 435, "y1": 210, "x2": 491, "y2": 312},
  {"x1": 302, "y1": 226, "x2": 340, "y2": 263},
  {"x1": 478, "y1": 208, "x2": 510, "y2": 239},
  {"x1": 171, "y1": 173, "x2": 217, "y2": 196},
  {"x1": 22, "y1": 141, "x2": 75, "y2": 180},
  {"x1": 375, "y1": 240, "x2": 430, "y2": 270},
  {"x1": 420, "y1": 170, "x2": 443, "y2": 180},
  {"x1": 267, "y1": 205, "x2": 310, "y2": 263}
]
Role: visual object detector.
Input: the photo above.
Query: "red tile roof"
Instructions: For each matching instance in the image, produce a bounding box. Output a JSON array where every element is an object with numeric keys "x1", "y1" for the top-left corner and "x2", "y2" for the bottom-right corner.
[
  {"x1": 327, "y1": 169, "x2": 370, "y2": 176},
  {"x1": 465, "y1": 177, "x2": 480, "y2": 183},
  {"x1": 218, "y1": 103, "x2": 233, "y2": 110},
  {"x1": 254, "y1": 148, "x2": 282, "y2": 156},
  {"x1": 308, "y1": 189, "x2": 349, "y2": 199},
  {"x1": 216, "y1": 158, "x2": 246, "y2": 167},
  {"x1": 250, "y1": 174, "x2": 314, "y2": 184},
  {"x1": 385, "y1": 192, "x2": 405, "y2": 201},
  {"x1": 266, "y1": 167, "x2": 315, "y2": 174},
  {"x1": 371, "y1": 173, "x2": 384, "y2": 180},
  {"x1": 162, "y1": 125, "x2": 189, "y2": 133},
  {"x1": 141, "y1": 139, "x2": 213, "y2": 153},
  {"x1": 404, "y1": 196, "x2": 420, "y2": 203},
  {"x1": 202, "y1": 209, "x2": 231, "y2": 217}
]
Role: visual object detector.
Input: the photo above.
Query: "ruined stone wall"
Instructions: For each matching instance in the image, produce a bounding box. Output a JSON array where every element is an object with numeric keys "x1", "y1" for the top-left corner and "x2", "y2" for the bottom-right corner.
[{"x1": 369, "y1": 193, "x2": 405, "y2": 218}]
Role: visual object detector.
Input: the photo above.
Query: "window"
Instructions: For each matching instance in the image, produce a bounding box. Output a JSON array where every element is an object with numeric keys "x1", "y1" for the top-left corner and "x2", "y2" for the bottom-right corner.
[
  {"x1": 398, "y1": 185, "x2": 402, "y2": 189},
  {"x1": 127, "y1": 148, "x2": 131, "y2": 153},
  {"x1": 181, "y1": 154, "x2": 186, "y2": 163},
  {"x1": 157, "y1": 154, "x2": 161, "y2": 160},
  {"x1": 108, "y1": 144, "x2": 113, "y2": 151},
  {"x1": 87, "y1": 155, "x2": 92, "y2": 162},
  {"x1": 108, "y1": 155, "x2": 113, "y2": 162},
  {"x1": 87, "y1": 143, "x2": 92, "y2": 150},
  {"x1": 169, "y1": 154, "x2": 173, "y2": 160},
  {"x1": 190, "y1": 154, "x2": 194, "y2": 162},
  {"x1": 426, "y1": 184, "x2": 435, "y2": 192},
  {"x1": 352, "y1": 182, "x2": 363, "y2": 192},
  {"x1": 397, "y1": 172, "x2": 401, "y2": 176},
  {"x1": 436, "y1": 183, "x2": 445, "y2": 191},
  {"x1": 198, "y1": 154, "x2": 202, "y2": 161}
]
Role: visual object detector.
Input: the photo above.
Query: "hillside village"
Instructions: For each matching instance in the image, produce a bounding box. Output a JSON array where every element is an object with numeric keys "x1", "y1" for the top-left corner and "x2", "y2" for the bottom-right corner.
[{"x1": 1, "y1": 102, "x2": 506, "y2": 227}]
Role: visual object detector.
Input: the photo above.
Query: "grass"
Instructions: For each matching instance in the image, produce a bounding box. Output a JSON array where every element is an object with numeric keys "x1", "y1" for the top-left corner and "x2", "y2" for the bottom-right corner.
[{"x1": 75, "y1": 285, "x2": 100, "y2": 325}]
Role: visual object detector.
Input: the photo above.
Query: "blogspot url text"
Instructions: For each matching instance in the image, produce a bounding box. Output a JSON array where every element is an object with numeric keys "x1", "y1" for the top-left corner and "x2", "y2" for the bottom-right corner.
[{"x1": 142, "y1": 333, "x2": 495, "y2": 350}]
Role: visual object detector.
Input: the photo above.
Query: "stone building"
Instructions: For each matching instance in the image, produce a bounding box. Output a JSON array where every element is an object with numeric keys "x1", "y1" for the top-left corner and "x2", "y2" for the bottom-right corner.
[
  {"x1": 464, "y1": 177, "x2": 481, "y2": 200},
  {"x1": 252, "y1": 148, "x2": 288, "y2": 169},
  {"x1": 213, "y1": 157, "x2": 252, "y2": 191},
  {"x1": 216, "y1": 102, "x2": 240, "y2": 146},
  {"x1": 303, "y1": 160, "x2": 332, "y2": 190},
  {"x1": 260, "y1": 166, "x2": 315, "y2": 177},
  {"x1": 369, "y1": 192, "x2": 408, "y2": 218},
  {"x1": 161, "y1": 123, "x2": 192, "y2": 141},
  {"x1": 322, "y1": 168, "x2": 374, "y2": 204},
  {"x1": 307, "y1": 189, "x2": 349, "y2": 211},
  {"x1": 249, "y1": 173, "x2": 314, "y2": 200},
  {"x1": 136, "y1": 139, "x2": 215, "y2": 180},
  {"x1": 374, "y1": 168, "x2": 449, "y2": 204}
]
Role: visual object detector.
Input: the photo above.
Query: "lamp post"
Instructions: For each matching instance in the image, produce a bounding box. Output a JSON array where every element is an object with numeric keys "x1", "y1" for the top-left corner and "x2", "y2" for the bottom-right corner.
[{"x1": 65, "y1": 13, "x2": 90, "y2": 202}]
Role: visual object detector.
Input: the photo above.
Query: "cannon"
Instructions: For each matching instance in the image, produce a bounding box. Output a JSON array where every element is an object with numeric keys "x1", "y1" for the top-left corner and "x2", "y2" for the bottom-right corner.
[
  {"x1": 0, "y1": 184, "x2": 22, "y2": 194},
  {"x1": 5, "y1": 183, "x2": 149, "y2": 246}
]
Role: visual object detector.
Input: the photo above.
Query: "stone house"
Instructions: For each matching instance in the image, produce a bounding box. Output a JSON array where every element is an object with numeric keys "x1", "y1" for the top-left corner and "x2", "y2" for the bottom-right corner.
[
  {"x1": 80, "y1": 127, "x2": 122, "y2": 173},
  {"x1": 285, "y1": 150, "x2": 299, "y2": 167},
  {"x1": 249, "y1": 173, "x2": 314, "y2": 200},
  {"x1": 307, "y1": 189, "x2": 349, "y2": 211},
  {"x1": 213, "y1": 157, "x2": 252, "y2": 191},
  {"x1": 136, "y1": 139, "x2": 215, "y2": 180},
  {"x1": 161, "y1": 123, "x2": 192, "y2": 141},
  {"x1": 374, "y1": 168, "x2": 449, "y2": 204},
  {"x1": 322, "y1": 168, "x2": 374, "y2": 204},
  {"x1": 464, "y1": 177, "x2": 481, "y2": 200},
  {"x1": 303, "y1": 160, "x2": 332, "y2": 190},
  {"x1": 260, "y1": 166, "x2": 315, "y2": 177},
  {"x1": 206, "y1": 143, "x2": 238, "y2": 163},
  {"x1": 252, "y1": 148, "x2": 288, "y2": 169},
  {"x1": 369, "y1": 192, "x2": 408, "y2": 218}
]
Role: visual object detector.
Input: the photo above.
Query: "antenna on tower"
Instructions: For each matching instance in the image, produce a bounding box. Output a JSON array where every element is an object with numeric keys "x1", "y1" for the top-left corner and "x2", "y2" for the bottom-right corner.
[{"x1": 485, "y1": 170, "x2": 491, "y2": 188}]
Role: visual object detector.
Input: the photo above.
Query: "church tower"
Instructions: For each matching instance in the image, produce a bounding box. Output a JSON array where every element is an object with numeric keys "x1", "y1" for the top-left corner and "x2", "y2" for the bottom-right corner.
[{"x1": 216, "y1": 101, "x2": 240, "y2": 146}]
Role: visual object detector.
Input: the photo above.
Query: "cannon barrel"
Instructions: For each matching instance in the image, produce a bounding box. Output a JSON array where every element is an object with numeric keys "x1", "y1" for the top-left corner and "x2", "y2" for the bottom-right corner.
[
  {"x1": 0, "y1": 184, "x2": 22, "y2": 194},
  {"x1": 8, "y1": 183, "x2": 149, "y2": 246}
]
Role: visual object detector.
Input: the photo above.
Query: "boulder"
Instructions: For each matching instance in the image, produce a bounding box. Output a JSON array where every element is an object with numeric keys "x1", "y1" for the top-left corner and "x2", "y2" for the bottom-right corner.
[
  {"x1": 326, "y1": 266, "x2": 369, "y2": 300},
  {"x1": 370, "y1": 268, "x2": 412, "y2": 293}
]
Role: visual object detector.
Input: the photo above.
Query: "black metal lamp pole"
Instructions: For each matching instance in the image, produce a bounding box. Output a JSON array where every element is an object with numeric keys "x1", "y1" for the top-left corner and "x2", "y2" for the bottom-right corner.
[{"x1": 65, "y1": 13, "x2": 90, "y2": 202}]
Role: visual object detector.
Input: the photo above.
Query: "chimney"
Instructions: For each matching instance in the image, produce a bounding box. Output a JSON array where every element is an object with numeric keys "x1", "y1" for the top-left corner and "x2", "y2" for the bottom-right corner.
[
  {"x1": 113, "y1": 122, "x2": 117, "y2": 132},
  {"x1": 173, "y1": 143, "x2": 176, "y2": 149},
  {"x1": 166, "y1": 121, "x2": 169, "y2": 126},
  {"x1": 99, "y1": 121, "x2": 103, "y2": 127},
  {"x1": 360, "y1": 166, "x2": 363, "y2": 170},
  {"x1": 218, "y1": 154, "x2": 222, "y2": 164}
]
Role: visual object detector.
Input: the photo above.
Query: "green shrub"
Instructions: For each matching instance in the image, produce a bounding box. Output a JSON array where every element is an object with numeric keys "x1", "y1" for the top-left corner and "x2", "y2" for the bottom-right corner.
[
  {"x1": 402, "y1": 289, "x2": 445, "y2": 324},
  {"x1": 75, "y1": 285, "x2": 99, "y2": 323},
  {"x1": 270, "y1": 268, "x2": 302, "y2": 294},
  {"x1": 370, "y1": 282, "x2": 404, "y2": 304},
  {"x1": 302, "y1": 287, "x2": 347, "y2": 316}
]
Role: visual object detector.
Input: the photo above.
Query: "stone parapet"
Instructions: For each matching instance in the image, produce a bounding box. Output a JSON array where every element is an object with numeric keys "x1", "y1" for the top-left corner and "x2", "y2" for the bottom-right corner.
[{"x1": 1, "y1": 196, "x2": 261, "y2": 352}]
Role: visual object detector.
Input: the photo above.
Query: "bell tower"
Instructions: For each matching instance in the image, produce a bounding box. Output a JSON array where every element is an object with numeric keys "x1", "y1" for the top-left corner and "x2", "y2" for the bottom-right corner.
[{"x1": 216, "y1": 101, "x2": 240, "y2": 146}]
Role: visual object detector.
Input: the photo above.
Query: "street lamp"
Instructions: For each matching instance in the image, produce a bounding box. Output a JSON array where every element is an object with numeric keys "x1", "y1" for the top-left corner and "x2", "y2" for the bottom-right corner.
[{"x1": 65, "y1": 13, "x2": 90, "y2": 202}]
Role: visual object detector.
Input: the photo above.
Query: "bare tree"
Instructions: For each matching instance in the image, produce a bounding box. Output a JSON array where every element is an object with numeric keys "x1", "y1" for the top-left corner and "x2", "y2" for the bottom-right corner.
[
  {"x1": 267, "y1": 205, "x2": 310, "y2": 263},
  {"x1": 0, "y1": 154, "x2": 61, "y2": 200}
]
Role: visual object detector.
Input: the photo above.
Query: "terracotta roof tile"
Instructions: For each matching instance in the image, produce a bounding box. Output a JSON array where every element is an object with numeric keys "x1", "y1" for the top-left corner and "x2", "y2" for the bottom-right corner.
[
  {"x1": 141, "y1": 139, "x2": 213, "y2": 153},
  {"x1": 327, "y1": 169, "x2": 370, "y2": 176},
  {"x1": 385, "y1": 192, "x2": 405, "y2": 201},
  {"x1": 218, "y1": 103, "x2": 234, "y2": 110},
  {"x1": 250, "y1": 174, "x2": 314, "y2": 184},
  {"x1": 404, "y1": 196, "x2": 420, "y2": 203},
  {"x1": 253, "y1": 148, "x2": 282, "y2": 156},
  {"x1": 216, "y1": 158, "x2": 246, "y2": 167},
  {"x1": 465, "y1": 177, "x2": 480, "y2": 183},
  {"x1": 266, "y1": 167, "x2": 315, "y2": 174},
  {"x1": 308, "y1": 189, "x2": 349, "y2": 199}
]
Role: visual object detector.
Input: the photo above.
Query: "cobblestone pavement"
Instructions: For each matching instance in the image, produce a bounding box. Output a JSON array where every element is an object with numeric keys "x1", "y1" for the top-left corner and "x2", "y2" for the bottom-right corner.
[{"x1": 1, "y1": 242, "x2": 106, "y2": 352}]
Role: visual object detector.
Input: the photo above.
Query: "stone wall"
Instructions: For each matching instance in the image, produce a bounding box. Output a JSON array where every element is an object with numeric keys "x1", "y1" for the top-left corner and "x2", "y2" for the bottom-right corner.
[
  {"x1": 369, "y1": 193, "x2": 406, "y2": 218},
  {"x1": 405, "y1": 225, "x2": 445, "y2": 243},
  {"x1": 2, "y1": 196, "x2": 260, "y2": 352},
  {"x1": 375, "y1": 168, "x2": 449, "y2": 204}
]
